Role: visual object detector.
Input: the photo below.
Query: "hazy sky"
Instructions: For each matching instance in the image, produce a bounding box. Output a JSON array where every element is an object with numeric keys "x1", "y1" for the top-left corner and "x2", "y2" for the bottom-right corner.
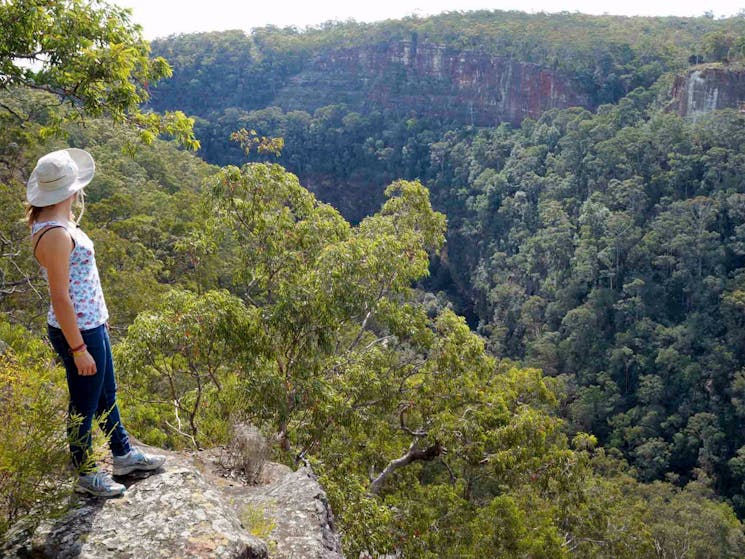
[{"x1": 118, "y1": 0, "x2": 745, "y2": 39}]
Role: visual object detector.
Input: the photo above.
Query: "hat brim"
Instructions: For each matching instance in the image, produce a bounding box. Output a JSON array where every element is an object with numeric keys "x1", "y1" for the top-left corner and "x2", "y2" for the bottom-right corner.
[{"x1": 26, "y1": 148, "x2": 95, "y2": 207}]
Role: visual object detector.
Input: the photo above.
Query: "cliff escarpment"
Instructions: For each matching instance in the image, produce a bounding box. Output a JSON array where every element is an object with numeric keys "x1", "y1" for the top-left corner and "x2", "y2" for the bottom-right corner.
[
  {"x1": 271, "y1": 40, "x2": 593, "y2": 126},
  {"x1": 670, "y1": 66, "x2": 745, "y2": 119},
  {"x1": 149, "y1": 32, "x2": 595, "y2": 128}
]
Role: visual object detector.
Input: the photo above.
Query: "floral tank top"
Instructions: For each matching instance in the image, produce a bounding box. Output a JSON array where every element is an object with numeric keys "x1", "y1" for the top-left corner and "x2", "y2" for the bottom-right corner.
[{"x1": 32, "y1": 220, "x2": 109, "y2": 330}]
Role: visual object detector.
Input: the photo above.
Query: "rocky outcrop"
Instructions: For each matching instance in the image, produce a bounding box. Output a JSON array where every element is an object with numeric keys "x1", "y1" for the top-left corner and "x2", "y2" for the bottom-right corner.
[
  {"x1": 1, "y1": 460, "x2": 268, "y2": 559},
  {"x1": 196, "y1": 447, "x2": 345, "y2": 559},
  {"x1": 273, "y1": 40, "x2": 592, "y2": 126},
  {"x1": 241, "y1": 467, "x2": 344, "y2": 559},
  {"x1": 670, "y1": 66, "x2": 745, "y2": 120},
  {"x1": 2, "y1": 440, "x2": 344, "y2": 559}
]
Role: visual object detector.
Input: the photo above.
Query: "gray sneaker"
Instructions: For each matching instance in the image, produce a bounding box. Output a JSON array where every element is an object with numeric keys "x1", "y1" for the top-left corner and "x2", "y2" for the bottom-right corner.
[
  {"x1": 76, "y1": 471, "x2": 126, "y2": 497},
  {"x1": 112, "y1": 446, "x2": 166, "y2": 476}
]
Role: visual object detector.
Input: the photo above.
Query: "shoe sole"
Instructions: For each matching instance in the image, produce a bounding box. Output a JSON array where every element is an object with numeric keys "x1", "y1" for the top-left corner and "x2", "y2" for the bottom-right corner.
[
  {"x1": 75, "y1": 485, "x2": 125, "y2": 498},
  {"x1": 112, "y1": 456, "x2": 166, "y2": 476}
]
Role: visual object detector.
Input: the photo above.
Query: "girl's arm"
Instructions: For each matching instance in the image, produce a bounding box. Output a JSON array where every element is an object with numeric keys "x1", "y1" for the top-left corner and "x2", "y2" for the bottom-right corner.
[{"x1": 35, "y1": 228, "x2": 97, "y2": 376}]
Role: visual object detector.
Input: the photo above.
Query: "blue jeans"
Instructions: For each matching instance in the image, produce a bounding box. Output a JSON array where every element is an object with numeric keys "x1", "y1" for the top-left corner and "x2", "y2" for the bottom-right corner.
[{"x1": 48, "y1": 323, "x2": 131, "y2": 473}]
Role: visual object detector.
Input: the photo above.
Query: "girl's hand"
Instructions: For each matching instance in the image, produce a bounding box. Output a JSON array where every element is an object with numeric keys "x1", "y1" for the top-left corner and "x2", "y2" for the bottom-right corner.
[{"x1": 74, "y1": 350, "x2": 97, "y2": 376}]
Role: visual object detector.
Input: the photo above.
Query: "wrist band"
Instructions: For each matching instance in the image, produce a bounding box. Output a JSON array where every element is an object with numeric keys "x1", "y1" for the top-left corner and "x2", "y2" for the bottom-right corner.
[
  {"x1": 71, "y1": 344, "x2": 87, "y2": 357},
  {"x1": 70, "y1": 342, "x2": 86, "y2": 352}
]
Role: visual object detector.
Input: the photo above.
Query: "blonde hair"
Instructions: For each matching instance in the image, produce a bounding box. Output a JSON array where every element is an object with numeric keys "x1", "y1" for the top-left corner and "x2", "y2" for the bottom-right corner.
[
  {"x1": 25, "y1": 190, "x2": 86, "y2": 228},
  {"x1": 25, "y1": 204, "x2": 43, "y2": 228}
]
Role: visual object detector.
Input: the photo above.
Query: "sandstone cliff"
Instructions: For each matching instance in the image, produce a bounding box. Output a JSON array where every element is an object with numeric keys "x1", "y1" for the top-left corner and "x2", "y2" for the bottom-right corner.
[
  {"x1": 1, "y1": 439, "x2": 344, "y2": 559},
  {"x1": 150, "y1": 34, "x2": 595, "y2": 128},
  {"x1": 272, "y1": 40, "x2": 593, "y2": 126},
  {"x1": 670, "y1": 66, "x2": 745, "y2": 120}
]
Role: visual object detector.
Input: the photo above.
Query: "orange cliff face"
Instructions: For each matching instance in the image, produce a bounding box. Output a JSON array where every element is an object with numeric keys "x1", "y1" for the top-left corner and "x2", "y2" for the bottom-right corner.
[
  {"x1": 670, "y1": 67, "x2": 745, "y2": 120},
  {"x1": 271, "y1": 40, "x2": 594, "y2": 127}
]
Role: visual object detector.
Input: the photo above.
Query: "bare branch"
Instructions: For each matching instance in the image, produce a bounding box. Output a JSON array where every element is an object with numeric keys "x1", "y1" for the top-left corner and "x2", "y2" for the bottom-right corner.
[
  {"x1": 369, "y1": 438, "x2": 443, "y2": 495},
  {"x1": 347, "y1": 308, "x2": 372, "y2": 352},
  {"x1": 441, "y1": 457, "x2": 457, "y2": 484},
  {"x1": 165, "y1": 399, "x2": 198, "y2": 449}
]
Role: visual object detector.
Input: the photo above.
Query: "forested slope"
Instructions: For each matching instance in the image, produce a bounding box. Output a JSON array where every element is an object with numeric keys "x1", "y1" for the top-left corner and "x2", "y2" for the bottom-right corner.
[
  {"x1": 4, "y1": 96, "x2": 745, "y2": 558},
  {"x1": 149, "y1": 11, "x2": 745, "y2": 118},
  {"x1": 146, "y1": 9, "x2": 745, "y2": 518},
  {"x1": 147, "y1": 13, "x2": 745, "y2": 223},
  {"x1": 428, "y1": 97, "x2": 745, "y2": 509}
]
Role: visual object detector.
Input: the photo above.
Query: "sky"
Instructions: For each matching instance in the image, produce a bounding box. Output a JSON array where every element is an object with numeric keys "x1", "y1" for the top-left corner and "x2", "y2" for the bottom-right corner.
[{"x1": 118, "y1": 0, "x2": 745, "y2": 39}]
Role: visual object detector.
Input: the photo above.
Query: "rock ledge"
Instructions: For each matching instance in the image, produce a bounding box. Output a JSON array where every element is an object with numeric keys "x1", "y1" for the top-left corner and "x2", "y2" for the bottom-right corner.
[{"x1": 2, "y1": 444, "x2": 344, "y2": 559}]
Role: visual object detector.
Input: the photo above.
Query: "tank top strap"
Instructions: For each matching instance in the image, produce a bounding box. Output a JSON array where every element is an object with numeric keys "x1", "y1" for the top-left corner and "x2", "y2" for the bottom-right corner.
[
  {"x1": 31, "y1": 220, "x2": 77, "y2": 257},
  {"x1": 31, "y1": 219, "x2": 70, "y2": 234}
]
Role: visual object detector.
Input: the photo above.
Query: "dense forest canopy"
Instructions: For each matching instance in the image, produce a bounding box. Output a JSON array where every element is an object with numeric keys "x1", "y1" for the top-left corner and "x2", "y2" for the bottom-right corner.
[
  {"x1": 145, "y1": 3, "x2": 745, "y2": 533},
  {"x1": 4, "y1": 2, "x2": 745, "y2": 557},
  {"x1": 431, "y1": 102, "x2": 745, "y2": 502}
]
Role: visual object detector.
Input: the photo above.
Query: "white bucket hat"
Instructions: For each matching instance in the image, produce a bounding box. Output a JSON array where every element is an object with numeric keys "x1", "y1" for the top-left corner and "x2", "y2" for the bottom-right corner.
[{"x1": 26, "y1": 148, "x2": 95, "y2": 207}]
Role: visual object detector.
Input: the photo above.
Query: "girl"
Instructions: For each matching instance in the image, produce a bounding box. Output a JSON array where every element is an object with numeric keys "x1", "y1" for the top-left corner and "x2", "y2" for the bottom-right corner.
[{"x1": 27, "y1": 148, "x2": 165, "y2": 497}]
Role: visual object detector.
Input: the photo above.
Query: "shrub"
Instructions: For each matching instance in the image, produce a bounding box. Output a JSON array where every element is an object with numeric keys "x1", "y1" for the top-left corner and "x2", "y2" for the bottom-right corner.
[{"x1": 0, "y1": 321, "x2": 72, "y2": 541}]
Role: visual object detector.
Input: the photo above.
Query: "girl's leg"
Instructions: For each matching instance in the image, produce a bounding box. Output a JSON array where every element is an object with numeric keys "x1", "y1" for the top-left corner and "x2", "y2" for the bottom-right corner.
[
  {"x1": 48, "y1": 325, "x2": 102, "y2": 473},
  {"x1": 89, "y1": 325, "x2": 131, "y2": 457}
]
